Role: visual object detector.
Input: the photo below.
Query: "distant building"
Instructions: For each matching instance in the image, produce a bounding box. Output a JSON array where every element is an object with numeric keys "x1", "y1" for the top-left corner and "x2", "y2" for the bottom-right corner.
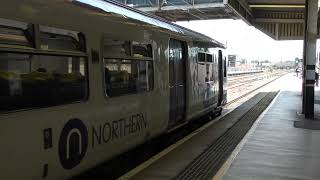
[
  {"x1": 228, "y1": 55, "x2": 236, "y2": 67},
  {"x1": 228, "y1": 55, "x2": 242, "y2": 67},
  {"x1": 273, "y1": 61, "x2": 295, "y2": 69}
]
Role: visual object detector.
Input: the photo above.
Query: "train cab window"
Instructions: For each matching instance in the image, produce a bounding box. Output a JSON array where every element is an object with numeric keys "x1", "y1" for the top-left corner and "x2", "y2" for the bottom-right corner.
[
  {"x1": 103, "y1": 39, "x2": 154, "y2": 97},
  {"x1": 39, "y1": 25, "x2": 85, "y2": 52},
  {"x1": 0, "y1": 53, "x2": 87, "y2": 112},
  {"x1": 0, "y1": 18, "x2": 31, "y2": 47}
]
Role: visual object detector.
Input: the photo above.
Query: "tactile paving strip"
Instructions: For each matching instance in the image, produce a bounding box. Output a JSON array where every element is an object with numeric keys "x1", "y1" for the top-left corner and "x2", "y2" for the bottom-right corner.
[{"x1": 175, "y1": 91, "x2": 278, "y2": 180}]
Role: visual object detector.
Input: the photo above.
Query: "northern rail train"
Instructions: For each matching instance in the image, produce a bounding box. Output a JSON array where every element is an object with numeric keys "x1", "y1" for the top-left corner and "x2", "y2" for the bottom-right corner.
[{"x1": 0, "y1": 0, "x2": 227, "y2": 179}]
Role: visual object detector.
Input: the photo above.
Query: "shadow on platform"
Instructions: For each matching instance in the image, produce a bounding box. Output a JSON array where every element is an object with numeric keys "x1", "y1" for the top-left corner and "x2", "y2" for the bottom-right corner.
[{"x1": 294, "y1": 89, "x2": 320, "y2": 130}]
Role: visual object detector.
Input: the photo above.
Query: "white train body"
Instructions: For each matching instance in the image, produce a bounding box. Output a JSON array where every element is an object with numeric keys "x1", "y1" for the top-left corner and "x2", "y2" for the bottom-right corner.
[{"x1": 0, "y1": 0, "x2": 227, "y2": 179}]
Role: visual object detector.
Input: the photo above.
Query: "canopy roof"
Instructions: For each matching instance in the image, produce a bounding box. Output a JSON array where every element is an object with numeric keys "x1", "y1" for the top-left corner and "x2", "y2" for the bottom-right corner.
[{"x1": 125, "y1": 0, "x2": 314, "y2": 40}]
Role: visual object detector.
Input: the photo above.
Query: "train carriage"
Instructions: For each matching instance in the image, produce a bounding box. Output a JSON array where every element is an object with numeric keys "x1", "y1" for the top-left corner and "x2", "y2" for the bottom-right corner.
[{"x1": 0, "y1": 0, "x2": 227, "y2": 179}]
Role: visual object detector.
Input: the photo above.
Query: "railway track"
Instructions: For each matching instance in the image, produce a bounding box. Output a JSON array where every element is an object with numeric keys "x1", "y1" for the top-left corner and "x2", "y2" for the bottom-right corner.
[
  {"x1": 228, "y1": 71, "x2": 281, "y2": 86},
  {"x1": 227, "y1": 72, "x2": 264, "y2": 84},
  {"x1": 226, "y1": 71, "x2": 287, "y2": 106}
]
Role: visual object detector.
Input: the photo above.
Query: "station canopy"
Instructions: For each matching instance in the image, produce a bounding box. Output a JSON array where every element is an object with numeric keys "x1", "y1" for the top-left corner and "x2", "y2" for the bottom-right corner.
[{"x1": 121, "y1": 0, "x2": 315, "y2": 40}]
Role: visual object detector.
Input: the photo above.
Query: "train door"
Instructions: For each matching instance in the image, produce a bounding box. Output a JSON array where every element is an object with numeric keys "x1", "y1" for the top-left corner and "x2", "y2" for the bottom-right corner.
[
  {"x1": 168, "y1": 39, "x2": 187, "y2": 129},
  {"x1": 218, "y1": 50, "x2": 224, "y2": 106}
]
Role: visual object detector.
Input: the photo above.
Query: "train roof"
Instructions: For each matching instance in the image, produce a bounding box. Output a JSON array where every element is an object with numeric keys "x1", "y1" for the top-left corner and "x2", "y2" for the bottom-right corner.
[
  {"x1": 1, "y1": 0, "x2": 225, "y2": 48},
  {"x1": 73, "y1": 0, "x2": 225, "y2": 48}
]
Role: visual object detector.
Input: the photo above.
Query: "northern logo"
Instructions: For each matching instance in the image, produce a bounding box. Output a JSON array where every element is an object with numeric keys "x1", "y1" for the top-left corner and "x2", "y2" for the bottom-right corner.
[{"x1": 59, "y1": 119, "x2": 88, "y2": 169}]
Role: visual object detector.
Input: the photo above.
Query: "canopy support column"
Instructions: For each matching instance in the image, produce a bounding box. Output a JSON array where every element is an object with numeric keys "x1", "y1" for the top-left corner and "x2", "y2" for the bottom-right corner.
[{"x1": 303, "y1": 0, "x2": 318, "y2": 119}]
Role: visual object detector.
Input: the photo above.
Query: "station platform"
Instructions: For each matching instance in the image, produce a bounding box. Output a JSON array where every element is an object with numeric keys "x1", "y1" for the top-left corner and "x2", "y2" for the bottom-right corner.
[
  {"x1": 223, "y1": 75, "x2": 320, "y2": 180},
  {"x1": 119, "y1": 74, "x2": 320, "y2": 180}
]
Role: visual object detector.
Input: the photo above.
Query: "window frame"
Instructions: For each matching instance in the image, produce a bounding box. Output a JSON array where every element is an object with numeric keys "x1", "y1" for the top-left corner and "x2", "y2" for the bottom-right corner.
[
  {"x1": 197, "y1": 51, "x2": 214, "y2": 83},
  {"x1": 0, "y1": 18, "x2": 89, "y2": 113},
  {"x1": 101, "y1": 37, "x2": 154, "y2": 98}
]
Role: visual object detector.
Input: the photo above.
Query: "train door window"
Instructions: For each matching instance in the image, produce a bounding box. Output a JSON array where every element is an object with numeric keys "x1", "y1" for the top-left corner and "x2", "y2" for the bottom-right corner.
[
  {"x1": 147, "y1": 61, "x2": 154, "y2": 90},
  {"x1": 206, "y1": 54, "x2": 213, "y2": 82},
  {"x1": 224, "y1": 57, "x2": 227, "y2": 77},
  {"x1": 0, "y1": 18, "x2": 31, "y2": 47},
  {"x1": 103, "y1": 38, "x2": 154, "y2": 97},
  {"x1": 39, "y1": 25, "x2": 86, "y2": 52},
  {"x1": 169, "y1": 48, "x2": 175, "y2": 87},
  {"x1": 215, "y1": 55, "x2": 219, "y2": 81},
  {"x1": 212, "y1": 55, "x2": 217, "y2": 82}
]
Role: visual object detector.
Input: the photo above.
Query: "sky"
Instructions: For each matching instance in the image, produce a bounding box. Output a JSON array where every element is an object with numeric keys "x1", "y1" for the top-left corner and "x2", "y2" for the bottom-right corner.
[{"x1": 176, "y1": 19, "x2": 303, "y2": 63}]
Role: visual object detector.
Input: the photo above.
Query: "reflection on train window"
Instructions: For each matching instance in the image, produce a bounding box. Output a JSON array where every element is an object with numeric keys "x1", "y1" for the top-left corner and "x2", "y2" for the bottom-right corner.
[
  {"x1": 198, "y1": 63, "x2": 206, "y2": 83},
  {"x1": 198, "y1": 53, "x2": 205, "y2": 63},
  {"x1": 206, "y1": 54, "x2": 213, "y2": 62},
  {"x1": 198, "y1": 52, "x2": 214, "y2": 83},
  {"x1": 40, "y1": 25, "x2": 85, "y2": 52},
  {"x1": 0, "y1": 53, "x2": 87, "y2": 112},
  {"x1": 103, "y1": 39, "x2": 131, "y2": 57},
  {"x1": 0, "y1": 18, "x2": 31, "y2": 47},
  {"x1": 132, "y1": 41, "x2": 153, "y2": 58},
  {"x1": 104, "y1": 59, "x2": 153, "y2": 97}
]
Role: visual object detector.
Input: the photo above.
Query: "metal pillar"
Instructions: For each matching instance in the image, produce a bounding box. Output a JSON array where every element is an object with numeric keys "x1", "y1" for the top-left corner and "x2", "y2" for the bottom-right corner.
[
  {"x1": 302, "y1": 0, "x2": 308, "y2": 114},
  {"x1": 303, "y1": 0, "x2": 318, "y2": 119}
]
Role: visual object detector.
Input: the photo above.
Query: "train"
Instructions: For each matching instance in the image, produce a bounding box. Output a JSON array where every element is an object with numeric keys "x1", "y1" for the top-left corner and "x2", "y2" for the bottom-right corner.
[{"x1": 0, "y1": 0, "x2": 227, "y2": 179}]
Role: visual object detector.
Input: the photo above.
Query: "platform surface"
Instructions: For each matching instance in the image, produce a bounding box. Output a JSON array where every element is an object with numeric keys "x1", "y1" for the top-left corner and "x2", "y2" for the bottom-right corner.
[
  {"x1": 223, "y1": 74, "x2": 320, "y2": 180},
  {"x1": 121, "y1": 77, "x2": 281, "y2": 180},
  {"x1": 125, "y1": 92, "x2": 270, "y2": 180}
]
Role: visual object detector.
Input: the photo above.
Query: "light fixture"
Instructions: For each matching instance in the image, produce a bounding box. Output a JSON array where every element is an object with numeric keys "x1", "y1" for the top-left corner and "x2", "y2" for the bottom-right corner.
[{"x1": 249, "y1": 4, "x2": 305, "y2": 8}]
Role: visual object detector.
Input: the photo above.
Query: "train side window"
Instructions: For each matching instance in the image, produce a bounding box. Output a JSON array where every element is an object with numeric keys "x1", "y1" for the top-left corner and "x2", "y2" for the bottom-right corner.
[
  {"x1": 197, "y1": 52, "x2": 206, "y2": 83},
  {"x1": 206, "y1": 54, "x2": 213, "y2": 63},
  {"x1": 103, "y1": 39, "x2": 131, "y2": 57},
  {"x1": 0, "y1": 18, "x2": 32, "y2": 47},
  {"x1": 198, "y1": 52, "x2": 205, "y2": 63},
  {"x1": 206, "y1": 54, "x2": 213, "y2": 81},
  {"x1": 102, "y1": 38, "x2": 154, "y2": 97},
  {"x1": 39, "y1": 25, "x2": 85, "y2": 52},
  {"x1": 132, "y1": 41, "x2": 153, "y2": 58},
  {"x1": 0, "y1": 53, "x2": 88, "y2": 112},
  {"x1": 104, "y1": 59, "x2": 153, "y2": 97}
]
